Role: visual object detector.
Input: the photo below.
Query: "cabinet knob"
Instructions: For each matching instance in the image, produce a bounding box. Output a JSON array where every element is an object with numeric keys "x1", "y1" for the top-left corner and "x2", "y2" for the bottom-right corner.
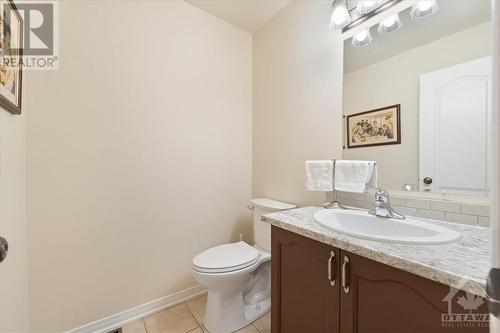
[
  {"x1": 342, "y1": 255, "x2": 350, "y2": 294},
  {"x1": 328, "y1": 251, "x2": 335, "y2": 286}
]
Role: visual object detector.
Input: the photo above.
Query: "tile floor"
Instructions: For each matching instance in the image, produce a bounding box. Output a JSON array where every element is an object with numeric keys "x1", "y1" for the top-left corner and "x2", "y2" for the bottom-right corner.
[{"x1": 120, "y1": 294, "x2": 271, "y2": 333}]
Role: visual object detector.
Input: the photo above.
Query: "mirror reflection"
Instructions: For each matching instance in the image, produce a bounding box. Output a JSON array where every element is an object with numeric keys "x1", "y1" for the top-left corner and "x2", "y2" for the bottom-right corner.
[{"x1": 342, "y1": 1, "x2": 492, "y2": 196}]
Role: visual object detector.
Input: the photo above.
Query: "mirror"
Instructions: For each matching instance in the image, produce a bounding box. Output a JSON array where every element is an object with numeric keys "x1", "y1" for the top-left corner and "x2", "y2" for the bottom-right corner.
[{"x1": 342, "y1": 1, "x2": 492, "y2": 196}]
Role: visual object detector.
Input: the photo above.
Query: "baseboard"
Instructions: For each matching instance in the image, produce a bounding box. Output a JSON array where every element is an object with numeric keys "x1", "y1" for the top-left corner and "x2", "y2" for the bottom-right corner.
[{"x1": 67, "y1": 285, "x2": 206, "y2": 333}]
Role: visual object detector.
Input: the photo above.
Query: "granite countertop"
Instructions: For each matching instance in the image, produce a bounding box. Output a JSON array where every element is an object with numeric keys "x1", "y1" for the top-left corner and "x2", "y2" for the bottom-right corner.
[{"x1": 262, "y1": 206, "x2": 491, "y2": 297}]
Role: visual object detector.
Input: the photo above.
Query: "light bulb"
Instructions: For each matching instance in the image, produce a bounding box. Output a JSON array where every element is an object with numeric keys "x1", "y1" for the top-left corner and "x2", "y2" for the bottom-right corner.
[
  {"x1": 410, "y1": 0, "x2": 438, "y2": 19},
  {"x1": 356, "y1": 0, "x2": 381, "y2": 15},
  {"x1": 378, "y1": 14, "x2": 402, "y2": 34},
  {"x1": 352, "y1": 29, "x2": 373, "y2": 47},
  {"x1": 417, "y1": 1, "x2": 434, "y2": 11},
  {"x1": 381, "y1": 15, "x2": 397, "y2": 27},
  {"x1": 329, "y1": 0, "x2": 351, "y2": 30},
  {"x1": 355, "y1": 30, "x2": 368, "y2": 41}
]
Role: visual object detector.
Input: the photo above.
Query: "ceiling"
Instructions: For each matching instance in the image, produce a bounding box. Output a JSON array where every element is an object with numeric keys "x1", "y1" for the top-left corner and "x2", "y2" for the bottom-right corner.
[
  {"x1": 186, "y1": 0, "x2": 291, "y2": 33},
  {"x1": 344, "y1": 1, "x2": 492, "y2": 73}
]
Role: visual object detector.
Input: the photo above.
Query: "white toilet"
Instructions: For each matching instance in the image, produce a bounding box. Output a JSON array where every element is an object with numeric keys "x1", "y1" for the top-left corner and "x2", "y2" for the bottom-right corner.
[{"x1": 192, "y1": 198, "x2": 296, "y2": 333}]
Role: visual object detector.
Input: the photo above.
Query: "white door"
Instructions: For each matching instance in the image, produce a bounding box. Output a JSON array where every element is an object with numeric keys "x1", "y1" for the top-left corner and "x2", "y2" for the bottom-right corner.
[{"x1": 420, "y1": 57, "x2": 492, "y2": 195}]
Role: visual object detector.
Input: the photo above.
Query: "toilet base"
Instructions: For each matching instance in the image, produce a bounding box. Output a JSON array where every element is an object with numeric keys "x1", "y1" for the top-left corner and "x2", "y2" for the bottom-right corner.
[
  {"x1": 244, "y1": 297, "x2": 270, "y2": 323},
  {"x1": 204, "y1": 291, "x2": 270, "y2": 333}
]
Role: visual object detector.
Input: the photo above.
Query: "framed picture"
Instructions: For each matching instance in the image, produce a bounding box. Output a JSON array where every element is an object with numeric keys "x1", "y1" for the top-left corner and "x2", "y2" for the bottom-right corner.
[
  {"x1": 0, "y1": 0, "x2": 23, "y2": 114},
  {"x1": 346, "y1": 104, "x2": 401, "y2": 149}
]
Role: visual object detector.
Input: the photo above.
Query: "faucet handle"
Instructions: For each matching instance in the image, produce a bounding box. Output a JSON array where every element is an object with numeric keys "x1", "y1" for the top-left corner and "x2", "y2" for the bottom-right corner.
[
  {"x1": 370, "y1": 188, "x2": 405, "y2": 220},
  {"x1": 374, "y1": 188, "x2": 390, "y2": 203}
]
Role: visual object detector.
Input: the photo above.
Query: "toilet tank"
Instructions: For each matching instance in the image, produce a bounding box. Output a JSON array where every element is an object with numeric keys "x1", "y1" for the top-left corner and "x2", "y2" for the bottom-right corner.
[{"x1": 250, "y1": 198, "x2": 296, "y2": 252}]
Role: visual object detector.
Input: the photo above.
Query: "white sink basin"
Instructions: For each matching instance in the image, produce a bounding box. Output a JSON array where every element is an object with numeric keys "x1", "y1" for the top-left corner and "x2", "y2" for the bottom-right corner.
[{"x1": 314, "y1": 209, "x2": 461, "y2": 245}]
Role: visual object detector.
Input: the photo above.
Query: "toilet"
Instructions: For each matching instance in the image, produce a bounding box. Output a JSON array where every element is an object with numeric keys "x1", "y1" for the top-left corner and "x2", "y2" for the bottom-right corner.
[{"x1": 192, "y1": 198, "x2": 296, "y2": 333}]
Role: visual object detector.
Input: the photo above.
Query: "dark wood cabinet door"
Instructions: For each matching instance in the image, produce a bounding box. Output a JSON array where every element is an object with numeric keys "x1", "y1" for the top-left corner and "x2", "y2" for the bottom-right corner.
[
  {"x1": 339, "y1": 251, "x2": 489, "y2": 333},
  {"x1": 272, "y1": 226, "x2": 340, "y2": 333}
]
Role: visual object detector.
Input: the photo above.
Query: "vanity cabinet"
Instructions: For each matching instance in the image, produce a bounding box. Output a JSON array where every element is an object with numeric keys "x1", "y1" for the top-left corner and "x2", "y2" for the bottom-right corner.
[
  {"x1": 271, "y1": 226, "x2": 340, "y2": 333},
  {"x1": 271, "y1": 226, "x2": 488, "y2": 333}
]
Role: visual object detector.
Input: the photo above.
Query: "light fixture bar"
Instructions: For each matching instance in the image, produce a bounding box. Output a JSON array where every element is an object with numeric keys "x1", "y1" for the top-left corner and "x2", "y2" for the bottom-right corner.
[
  {"x1": 343, "y1": 0, "x2": 406, "y2": 34},
  {"x1": 342, "y1": 0, "x2": 415, "y2": 40}
]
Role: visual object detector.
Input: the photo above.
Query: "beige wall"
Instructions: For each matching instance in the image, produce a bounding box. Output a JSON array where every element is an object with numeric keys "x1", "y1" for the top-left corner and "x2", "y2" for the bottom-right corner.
[
  {"x1": 253, "y1": 0, "x2": 344, "y2": 207},
  {"x1": 24, "y1": 1, "x2": 252, "y2": 331},
  {"x1": 0, "y1": 111, "x2": 30, "y2": 332},
  {"x1": 343, "y1": 22, "x2": 492, "y2": 190}
]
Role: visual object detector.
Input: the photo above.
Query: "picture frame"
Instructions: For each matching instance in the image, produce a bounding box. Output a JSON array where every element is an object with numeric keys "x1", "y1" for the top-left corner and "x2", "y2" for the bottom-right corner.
[
  {"x1": 346, "y1": 104, "x2": 401, "y2": 149},
  {"x1": 0, "y1": 0, "x2": 23, "y2": 115}
]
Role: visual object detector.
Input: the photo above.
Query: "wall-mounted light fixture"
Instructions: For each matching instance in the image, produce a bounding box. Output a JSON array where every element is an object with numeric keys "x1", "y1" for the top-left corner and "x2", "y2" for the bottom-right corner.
[
  {"x1": 337, "y1": 0, "x2": 440, "y2": 48},
  {"x1": 329, "y1": 0, "x2": 351, "y2": 30}
]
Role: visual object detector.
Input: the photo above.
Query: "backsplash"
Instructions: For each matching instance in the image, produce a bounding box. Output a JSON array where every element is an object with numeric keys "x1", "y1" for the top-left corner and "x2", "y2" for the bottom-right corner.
[{"x1": 337, "y1": 191, "x2": 490, "y2": 227}]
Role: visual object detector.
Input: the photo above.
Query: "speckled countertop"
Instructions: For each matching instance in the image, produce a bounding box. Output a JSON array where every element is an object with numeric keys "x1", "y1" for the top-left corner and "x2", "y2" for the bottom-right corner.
[{"x1": 262, "y1": 206, "x2": 491, "y2": 297}]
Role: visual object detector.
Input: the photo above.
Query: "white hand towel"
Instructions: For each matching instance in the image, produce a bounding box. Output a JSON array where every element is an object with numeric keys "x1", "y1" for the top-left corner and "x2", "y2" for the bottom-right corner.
[
  {"x1": 367, "y1": 163, "x2": 378, "y2": 189},
  {"x1": 305, "y1": 160, "x2": 334, "y2": 192},
  {"x1": 335, "y1": 160, "x2": 377, "y2": 193}
]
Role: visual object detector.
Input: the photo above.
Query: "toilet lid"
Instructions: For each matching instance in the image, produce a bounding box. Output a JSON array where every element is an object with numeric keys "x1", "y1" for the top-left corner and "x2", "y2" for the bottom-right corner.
[{"x1": 192, "y1": 241, "x2": 259, "y2": 273}]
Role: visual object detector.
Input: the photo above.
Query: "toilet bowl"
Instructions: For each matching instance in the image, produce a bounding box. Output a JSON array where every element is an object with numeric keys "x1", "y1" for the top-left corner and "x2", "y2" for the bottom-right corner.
[{"x1": 192, "y1": 198, "x2": 295, "y2": 333}]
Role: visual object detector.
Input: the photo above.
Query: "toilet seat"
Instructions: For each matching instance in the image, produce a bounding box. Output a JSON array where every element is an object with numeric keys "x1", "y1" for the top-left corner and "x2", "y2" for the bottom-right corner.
[{"x1": 192, "y1": 241, "x2": 260, "y2": 274}]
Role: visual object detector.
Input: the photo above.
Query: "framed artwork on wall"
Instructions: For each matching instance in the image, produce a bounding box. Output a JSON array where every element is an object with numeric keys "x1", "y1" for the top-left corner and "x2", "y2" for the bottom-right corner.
[
  {"x1": 346, "y1": 104, "x2": 401, "y2": 149},
  {"x1": 0, "y1": 0, "x2": 23, "y2": 114}
]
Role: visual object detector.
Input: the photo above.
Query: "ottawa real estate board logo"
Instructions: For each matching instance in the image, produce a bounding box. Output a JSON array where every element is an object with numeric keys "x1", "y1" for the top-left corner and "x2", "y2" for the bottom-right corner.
[
  {"x1": 1, "y1": 0, "x2": 59, "y2": 71},
  {"x1": 441, "y1": 279, "x2": 490, "y2": 329}
]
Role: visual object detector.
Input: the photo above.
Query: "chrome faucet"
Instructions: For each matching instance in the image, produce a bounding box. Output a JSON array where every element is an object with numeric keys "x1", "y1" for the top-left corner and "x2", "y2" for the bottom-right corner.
[{"x1": 368, "y1": 188, "x2": 405, "y2": 220}]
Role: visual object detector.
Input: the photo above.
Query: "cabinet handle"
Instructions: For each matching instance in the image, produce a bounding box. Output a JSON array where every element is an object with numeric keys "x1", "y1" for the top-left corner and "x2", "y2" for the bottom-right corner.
[
  {"x1": 328, "y1": 251, "x2": 335, "y2": 286},
  {"x1": 342, "y1": 255, "x2": 350, "y2": 294}
]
